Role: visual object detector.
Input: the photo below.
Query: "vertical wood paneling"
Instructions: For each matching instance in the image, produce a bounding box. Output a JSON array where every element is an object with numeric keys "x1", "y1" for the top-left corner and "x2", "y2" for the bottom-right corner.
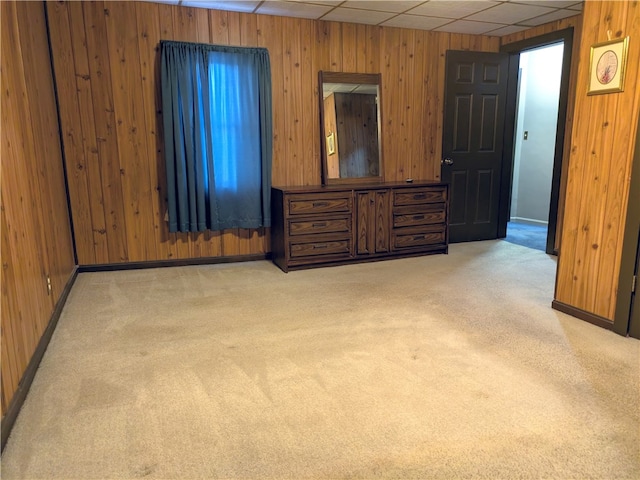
[
  {"x1": 301, "y1": 18, "x2": 319, "y2": 186},
  {"x1": 341, "y1": 22, "x2": 357, "y2": 72},
  {"x1": 598, "y1": 1, "x2": 639, "y2": 319},
  {"x1": 83, "y1": 0, "x2": 130, "y2": 263},
  {"x1": 14, "y1": 2, "x2": 75, "y2": 297},
  {"x1": 412, "y1": 30, "x2": 427, "y2": 180},
  {"x1": 555, "y1": 0, "x2": 640, "y2": 320},
  {"x1": 66, "y1": 2, "x2": 109, "y2": 264},
  {"x1": 134, "y1": 1, "x2": 178, "y2": 261},
  {"x1": 381, "y1": 26, "x2": 403, "y2": 181},
  {"x1": 105, "y1": 2, "x2": 157, "y2": 262},
  {"x1": 1, "y1": 1, "x2": 75, "y2": 416},
  {"x1": 258, "y1": 14, "x2": 285, "y2": 185},
  {"x1": 283, "y1": 17, "x2": 305, "y2": 186},
  {"x1": 49, "y1": 1, "x2": 506, "y2": 265},
  {"x1": 46, "y1": 1, "x2": 95, "y2": 264}
]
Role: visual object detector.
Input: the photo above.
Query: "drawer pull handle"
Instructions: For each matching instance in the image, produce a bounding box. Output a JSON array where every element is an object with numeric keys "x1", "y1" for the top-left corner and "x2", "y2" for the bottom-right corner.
[
  {"x1": 413, "y1": 194, "x2": 427, "y2": 200},
  {"x1": 413, "y1": 235, "x2": 425, "y2": 241},
  {"x1": 412, "y1": 215, "x2": 425, "y2": 220},
  {"x1": 313, "y1": 244, "x2": 328, "y2": 249},
  {"x1": 313, "y1": 201, "x2": 329, "y2": 207},
  {"x1": 312, "y1": 222, "x2": 327, "y2": 228}
]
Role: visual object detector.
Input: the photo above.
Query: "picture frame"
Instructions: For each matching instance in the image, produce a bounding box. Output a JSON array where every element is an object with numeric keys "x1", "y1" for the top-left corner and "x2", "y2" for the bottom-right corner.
[
  {"x1": 326, "y1": 132, "x2": 336, "y2": 156},
  {"x1": 587, "y1": 37, "x2": 629, "y2": 95}
]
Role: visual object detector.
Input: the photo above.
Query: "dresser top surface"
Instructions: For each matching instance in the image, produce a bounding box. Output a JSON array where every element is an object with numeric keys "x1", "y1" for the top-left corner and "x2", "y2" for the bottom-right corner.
[{"x1": 273, "y1": 181, "x2": 447, "y2": 193}]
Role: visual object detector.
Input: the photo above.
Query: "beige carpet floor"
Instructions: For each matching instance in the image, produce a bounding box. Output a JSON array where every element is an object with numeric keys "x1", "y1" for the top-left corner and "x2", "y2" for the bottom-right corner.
[{"x1": 1, "y1": 240, "x2": 639, "y2": 479}]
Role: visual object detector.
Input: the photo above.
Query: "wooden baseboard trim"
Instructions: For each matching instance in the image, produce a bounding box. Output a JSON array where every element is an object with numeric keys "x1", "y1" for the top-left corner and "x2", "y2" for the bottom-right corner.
[
  {"x1": 551, "y1": 300, "x2": 614, "y2": 331},
  {"x1": 78, "y1": 253, "x2": 270, "y2": 272},
  {"x1": 1, "y1": 266, "x2": 79, "y2": 452}
]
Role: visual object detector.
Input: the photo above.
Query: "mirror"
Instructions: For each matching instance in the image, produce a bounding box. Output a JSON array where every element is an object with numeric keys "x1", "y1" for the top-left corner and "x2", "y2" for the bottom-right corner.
[{"x1": 319, "y1": 71, "x2": 383, "y2": 185}]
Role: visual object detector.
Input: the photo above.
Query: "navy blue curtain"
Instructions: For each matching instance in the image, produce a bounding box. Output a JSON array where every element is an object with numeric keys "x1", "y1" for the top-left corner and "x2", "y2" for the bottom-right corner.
[{"x1": 160, "y1": 40, "x2": 272, "y2": 233}]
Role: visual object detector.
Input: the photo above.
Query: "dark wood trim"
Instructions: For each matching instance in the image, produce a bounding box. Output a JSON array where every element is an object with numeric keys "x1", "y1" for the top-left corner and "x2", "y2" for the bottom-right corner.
[
  {"x1": 614, "y1": 112, "x2": 640, "y2": 337},
  {"x1": 79, "y1": 253, "x2": 270, "y2": 272},
  {"x1": 1, "y1": 266, "x2": 79, "y2": 452},
  {"x1": 500, "y1": 28, "x2": 574, "y2": 255},
  {"x1": 319, "y1": 71, "x2": 328, "y2": 185},
  {"x1": 551, "y1": 300, "x2": 614, "y2": 331},
  {"x1": 497, "y1": 52, "x2": 520, "y2": 239},
  {"x1": 319, "y1": 71, "x2": 381, "y2": 85}
]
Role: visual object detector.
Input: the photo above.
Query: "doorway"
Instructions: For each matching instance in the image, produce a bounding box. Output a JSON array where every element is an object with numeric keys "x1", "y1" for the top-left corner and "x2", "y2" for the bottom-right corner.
[
  {"x1": 441, "y1": 29, "x2": 574, "y2": 250},
  {"x1": 506, "y1": 42, "x2": 564, "y2": 253},
  {"x1": 500, "y1": 28, "x2": 574, "y2": 255}
]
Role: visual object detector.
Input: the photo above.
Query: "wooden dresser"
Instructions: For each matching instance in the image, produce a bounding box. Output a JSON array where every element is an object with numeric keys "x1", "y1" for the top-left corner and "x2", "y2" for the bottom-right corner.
[{"x1": 271, "y1": 182, "x2": 448, "y2": 272}]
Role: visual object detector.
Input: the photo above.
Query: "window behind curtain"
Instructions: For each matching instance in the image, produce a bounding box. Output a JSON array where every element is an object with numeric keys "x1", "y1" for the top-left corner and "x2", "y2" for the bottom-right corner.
[{"x1": 161, "y1": 41, "x2": 272, "y2": 233}]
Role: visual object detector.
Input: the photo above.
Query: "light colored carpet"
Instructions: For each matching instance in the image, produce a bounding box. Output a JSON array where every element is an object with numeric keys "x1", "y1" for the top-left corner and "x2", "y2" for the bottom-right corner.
[{"x1": 2, "y1": 240, "x2": 639, "y2": 479}]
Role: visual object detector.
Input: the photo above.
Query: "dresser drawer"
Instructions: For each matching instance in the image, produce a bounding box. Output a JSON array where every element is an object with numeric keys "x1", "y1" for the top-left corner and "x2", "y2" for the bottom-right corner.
[
  {"x1": 393, "y1": 187, "x2": 447, "y2": 206},
  {"x1": 289, "y1": 216, "x2": 351, "y2": 236},
  {"x1": 289, "y1": 238, "x2": 352, "y2": 258},
  {"x1": 287, "y1": 193, "x2": 352, "y2": 216},
  {"x1": 392, "y1": 225, "x2": 446, "y2": 249},
  {"x1": 393, "y1": 204, "x2": 446, "y2": 228}
]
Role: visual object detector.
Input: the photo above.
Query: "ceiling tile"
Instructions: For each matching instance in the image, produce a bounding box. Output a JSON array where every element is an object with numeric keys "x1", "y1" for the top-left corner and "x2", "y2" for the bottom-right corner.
[
  {"x1": 321, "y1": 7, "x2": 396, "y2": 24},
  {"x1": 181, "y1": 0, "x2": 259, "y2": 12},
  {"x1": 434, "y1": 19, "x2": 506, "y2": 35},
  {"x1": 381, "y1": 14, "x2": 451, "y2": 30},
  {"x1": 518, "y1": 8, "x2": 580, "y2": 26},
  {"x1": 142, "y1": 0, "x2": 586, "y2": 35},
  {"x1": 508, "y1": 0, "x2": 579, "y2": 7},
  {"x1": 484, "y1": 24, "x2": 530, "y2": 36},
  {"x1": 466, "y1": 2, "x2": 556, "y2": 24},
  {"x1": 408, "y1": 1, "x2": 498, "y2": 19},
  {"x1": 256, "y1": 1, "x2": 333, "y2": 18},
  {"x1": 287, "y1": 0, "x2": 343, "y2": 5},
  {"x1": 340, "y1": 1, "x2": 425, "y2": 13}
]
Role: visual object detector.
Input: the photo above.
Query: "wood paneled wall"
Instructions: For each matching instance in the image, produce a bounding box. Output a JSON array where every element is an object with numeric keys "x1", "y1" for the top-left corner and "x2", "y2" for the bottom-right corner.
[
  {"x1": 1, "y1": 1, "x2": 76, "y2": 417},
  {"x1": 555, "y1": 0, "x2": 640, "y2": 320},
  {"x1": 46, "y1": 0, "x2": 500, "y2": 265}
]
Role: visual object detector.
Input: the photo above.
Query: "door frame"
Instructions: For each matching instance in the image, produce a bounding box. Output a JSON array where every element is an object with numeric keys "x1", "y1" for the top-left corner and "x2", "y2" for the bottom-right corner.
[
  {"x1": 498, "y1": 28, "x2": 574, "y2": 255},
  {"x1": 613, "y1": 112, "x2": 640, "y2": 338}
]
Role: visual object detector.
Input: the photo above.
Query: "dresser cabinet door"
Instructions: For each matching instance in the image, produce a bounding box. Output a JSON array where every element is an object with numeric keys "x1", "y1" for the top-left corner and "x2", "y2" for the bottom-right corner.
[{"x1": 356, "y1": 190, "x2": 390, "y2": 255}]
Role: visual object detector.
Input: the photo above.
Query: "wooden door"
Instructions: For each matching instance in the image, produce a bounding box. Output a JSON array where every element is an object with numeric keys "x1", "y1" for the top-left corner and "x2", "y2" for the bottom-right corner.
[{"x1": 442, "y1": 51, "x2": 509, "y2": 243}]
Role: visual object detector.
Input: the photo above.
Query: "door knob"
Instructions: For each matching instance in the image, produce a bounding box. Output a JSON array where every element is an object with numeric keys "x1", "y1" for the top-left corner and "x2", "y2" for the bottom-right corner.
[{"x1": 442, "y1": 158, "x2": 454, "y2": 166}]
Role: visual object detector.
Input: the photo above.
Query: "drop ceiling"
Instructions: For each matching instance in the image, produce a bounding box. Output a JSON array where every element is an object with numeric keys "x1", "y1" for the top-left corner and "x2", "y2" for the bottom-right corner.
[{"x1": 150, "y1": 0, "x2": 584, "y2": 36}]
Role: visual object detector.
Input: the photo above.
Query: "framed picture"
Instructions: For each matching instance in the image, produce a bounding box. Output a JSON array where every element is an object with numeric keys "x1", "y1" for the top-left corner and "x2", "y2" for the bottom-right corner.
[
  {"x1": 588, "y1": 37, "x2": 629, "y2": 95},
  {"x1": 326, "y1": 132, "x2": 336, "y2": 156}
]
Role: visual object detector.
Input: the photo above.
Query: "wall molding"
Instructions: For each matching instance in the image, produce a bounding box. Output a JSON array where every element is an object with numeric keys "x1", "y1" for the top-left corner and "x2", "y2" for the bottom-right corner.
[
  {"x1": 79, "y1": 253, "x2": 270, "y2": 272},
  {"x1": 509, "y1": 217, "x2": 549, "y2": 226},
  {"x1": 551, "y1": 300, "x2": 614, "y2": 331},
  {"x1": 1, "y1": 267, "x2": 79, "y2": 452}
]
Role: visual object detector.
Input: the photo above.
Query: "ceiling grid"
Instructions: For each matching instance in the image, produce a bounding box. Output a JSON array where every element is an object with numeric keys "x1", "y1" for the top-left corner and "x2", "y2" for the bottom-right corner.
[{"x1": 150, "y1": 0, "x2": 583, "y2": 36}]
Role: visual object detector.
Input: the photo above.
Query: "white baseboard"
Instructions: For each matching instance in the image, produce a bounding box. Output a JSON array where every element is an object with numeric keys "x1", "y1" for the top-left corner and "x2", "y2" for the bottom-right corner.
[{"x1": 509, "y1": 217, "x2": 548, "y2": 226}]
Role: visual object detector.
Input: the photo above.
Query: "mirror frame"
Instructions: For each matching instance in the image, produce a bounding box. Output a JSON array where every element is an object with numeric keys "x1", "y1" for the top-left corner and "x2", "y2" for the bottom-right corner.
[{"x1": 319, "y1": 71, "x2": 384, "y2": 185}]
